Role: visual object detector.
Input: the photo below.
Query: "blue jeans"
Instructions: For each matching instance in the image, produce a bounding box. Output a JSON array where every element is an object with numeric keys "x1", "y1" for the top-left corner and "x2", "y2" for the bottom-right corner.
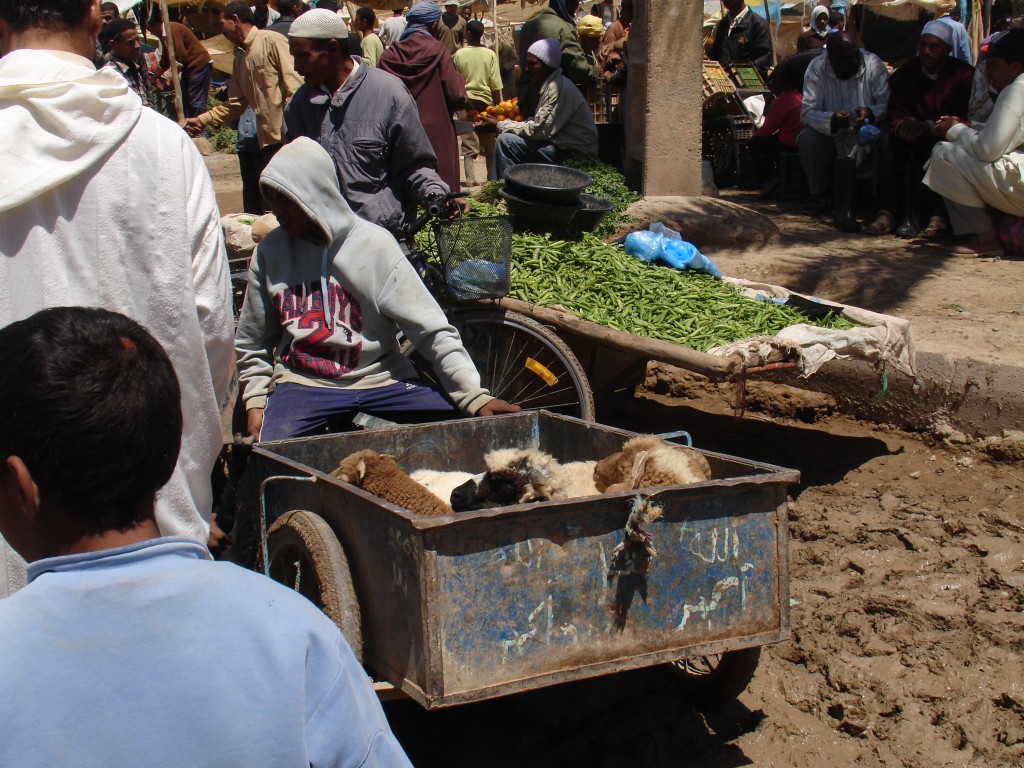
[
  {"x1": 494, "y1": 134, "x2": 567, "y2": 179},
  {"x1": 260, "y1": 380, "x2": 457, "y2": 442}
]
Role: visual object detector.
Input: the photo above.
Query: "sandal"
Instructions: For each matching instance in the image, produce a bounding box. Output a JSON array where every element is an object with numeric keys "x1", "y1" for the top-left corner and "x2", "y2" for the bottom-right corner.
[
  {"x1": 919, "y1": 216, "x2": 950, "y2": 239},
  {"x1": 944, "y1": 234, "x2": 1005, "y2": 258},
  {"x1": 863, "y1": 211, "x2": 895, "y2": 236}
]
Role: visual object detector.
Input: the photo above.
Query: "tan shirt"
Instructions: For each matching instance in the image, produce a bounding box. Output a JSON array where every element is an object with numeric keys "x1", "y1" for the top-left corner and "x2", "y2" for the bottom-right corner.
[{"x1": 199, "y1": 27, "x2": 301, "y2": 148}]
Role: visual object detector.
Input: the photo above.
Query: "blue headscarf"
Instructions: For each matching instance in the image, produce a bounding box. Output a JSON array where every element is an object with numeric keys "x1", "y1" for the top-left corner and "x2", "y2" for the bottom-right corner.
[
  {"x1": 401, "y1": 0, "x2": 442, "y2": 39},
  {"x1": 406, "y1": 1, "x2": 442, "y2": 26},
  {"x1": 548, "y1": 0, "x2": 576, "y2": 24}
]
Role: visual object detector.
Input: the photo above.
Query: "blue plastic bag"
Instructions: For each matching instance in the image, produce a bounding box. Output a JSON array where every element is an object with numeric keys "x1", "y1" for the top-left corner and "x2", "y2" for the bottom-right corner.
[
  {"x1": 624, "y1": 223, "x2": 723, "y2": 278},
  {"x1": 623, "y1": 230, "x2": 662, "y2": 263},
  {"x1": 660, "y1": 239, "x2": 723, "y2": 278}
]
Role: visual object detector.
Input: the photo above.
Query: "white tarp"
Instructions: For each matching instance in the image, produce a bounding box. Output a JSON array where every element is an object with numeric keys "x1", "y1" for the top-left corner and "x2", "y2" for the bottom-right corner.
[{"x1": 707, "y1": 277, "x2": 917, "y2": 378}]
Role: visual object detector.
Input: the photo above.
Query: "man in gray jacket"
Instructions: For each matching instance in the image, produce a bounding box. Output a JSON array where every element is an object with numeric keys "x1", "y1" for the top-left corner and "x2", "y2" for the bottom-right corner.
[{"x1": 284, "y1": 10, "x2": 457, "y2": 241}]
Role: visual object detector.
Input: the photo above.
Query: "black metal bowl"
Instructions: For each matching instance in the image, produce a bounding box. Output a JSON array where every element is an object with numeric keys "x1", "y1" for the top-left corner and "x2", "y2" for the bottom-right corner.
[
  {"x1": 498, "y1": 186, "x2": 580, "y2": 233},
  {"x1": 503, "y1": 163, "x2": 592, "y2": 205},
  {"x1": 573, "y1": 194, "x2": 615, "y2": 232}
]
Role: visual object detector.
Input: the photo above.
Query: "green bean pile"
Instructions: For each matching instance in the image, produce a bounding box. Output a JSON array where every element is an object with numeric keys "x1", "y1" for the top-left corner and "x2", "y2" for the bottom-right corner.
[{"x1": 507, "y1": 232, "x2": 855, "y2": 352}]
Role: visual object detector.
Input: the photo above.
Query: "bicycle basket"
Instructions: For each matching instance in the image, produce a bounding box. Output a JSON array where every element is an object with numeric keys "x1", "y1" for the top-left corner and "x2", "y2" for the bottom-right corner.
[{"x1": 431, "y1": 215, "x2": 514, "y2": 301}]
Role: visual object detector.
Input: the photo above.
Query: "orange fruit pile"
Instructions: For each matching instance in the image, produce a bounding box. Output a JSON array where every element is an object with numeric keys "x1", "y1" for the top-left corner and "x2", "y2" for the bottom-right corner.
[{"x1": 469, "y1": 97, "x2": 521, "y2": 122}]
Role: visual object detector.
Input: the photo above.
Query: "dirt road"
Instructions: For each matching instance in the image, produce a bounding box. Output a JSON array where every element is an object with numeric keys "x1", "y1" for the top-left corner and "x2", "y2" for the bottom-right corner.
[{"x1": 208, "y1": 156, "x2": 1023, "y2": 766}]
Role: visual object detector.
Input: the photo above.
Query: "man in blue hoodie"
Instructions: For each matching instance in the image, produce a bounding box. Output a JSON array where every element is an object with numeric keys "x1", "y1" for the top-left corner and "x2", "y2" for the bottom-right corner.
[{"x1": 235, "y1": 138, "x2": 519, "y2": 441}]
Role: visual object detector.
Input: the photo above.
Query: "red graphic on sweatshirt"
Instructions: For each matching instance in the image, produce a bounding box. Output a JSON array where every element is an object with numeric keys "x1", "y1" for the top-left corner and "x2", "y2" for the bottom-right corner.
[{"x1": 275, "y1": 281, "x2": 363, "y2": 379}]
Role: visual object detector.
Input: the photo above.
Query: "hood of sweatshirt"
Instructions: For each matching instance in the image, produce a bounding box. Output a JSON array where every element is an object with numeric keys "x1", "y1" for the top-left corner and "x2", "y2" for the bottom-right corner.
[
  {"x1": 0, "y1": 49, "x2": 141, "y2": 214},
  {"x1": 260, "y1": 136, "x2": 358, "y2": 247},
  {"x1": 259, "y1": 136, "x2": 360, "y2": 330},
  {"x1": 378, "y1": 34, "x2": 448, "y2": 100}
]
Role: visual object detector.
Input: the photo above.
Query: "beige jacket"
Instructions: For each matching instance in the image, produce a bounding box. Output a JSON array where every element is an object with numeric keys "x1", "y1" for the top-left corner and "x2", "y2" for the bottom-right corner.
[{"x1": 200, "y1": 27, "x2": 301, "y2": 148}]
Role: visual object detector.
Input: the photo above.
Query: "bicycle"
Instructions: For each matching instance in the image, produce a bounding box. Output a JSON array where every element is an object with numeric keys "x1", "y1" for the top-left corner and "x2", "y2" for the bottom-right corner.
[{"x1": 401, "y1": 199, "x2": 595, "y2": 421}]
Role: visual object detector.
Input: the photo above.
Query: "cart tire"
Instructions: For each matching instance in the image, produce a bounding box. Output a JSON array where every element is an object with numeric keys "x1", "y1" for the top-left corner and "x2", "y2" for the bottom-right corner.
[
  {"x1": 665, "y1": 646, "x2": 761, "y2": 708},
  {"x1": 405, "y1": 308, "x2": 596, "y2": 421},
  {"x1": 264, "y1": 510, "x2": 362, "y2": 662}
]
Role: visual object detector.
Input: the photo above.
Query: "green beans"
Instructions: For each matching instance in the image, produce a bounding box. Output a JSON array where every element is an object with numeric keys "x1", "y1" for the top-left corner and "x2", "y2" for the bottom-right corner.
[{"x1": 507, "y1": 232, "x2": 856, "y2": 352}]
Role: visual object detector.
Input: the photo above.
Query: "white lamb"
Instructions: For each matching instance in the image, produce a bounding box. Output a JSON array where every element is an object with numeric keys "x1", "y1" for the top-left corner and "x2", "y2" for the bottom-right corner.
[
  {"x1": 450, "y1": 447, "x2": 600, "y2": 512},
  {"x1": 409, "y1": 468, "x2": 476, "y2": 510}
]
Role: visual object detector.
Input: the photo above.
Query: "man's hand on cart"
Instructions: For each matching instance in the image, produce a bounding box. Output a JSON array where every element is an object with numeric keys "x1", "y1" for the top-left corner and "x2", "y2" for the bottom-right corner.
[
  {"x1": 247, "y1": 407, "x2": 264, "y2": 440},
  {"x1": 477, "y1": 398, "x2": 521, "y2": 416}
]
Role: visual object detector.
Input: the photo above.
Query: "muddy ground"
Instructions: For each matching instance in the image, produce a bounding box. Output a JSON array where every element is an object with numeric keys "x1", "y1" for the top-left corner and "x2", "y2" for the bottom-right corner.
[
  {"x1": 208, "y1": 155, "x2": 1023, "y2": 766},
  {"x1": 381, "y1": 376, "x2": 1024, "y2": 768}
]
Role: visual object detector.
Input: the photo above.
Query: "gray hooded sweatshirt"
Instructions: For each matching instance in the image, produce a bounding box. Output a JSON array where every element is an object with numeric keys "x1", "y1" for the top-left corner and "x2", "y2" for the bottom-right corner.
[{"x1": 235, "y1": 137, "x2": 494, "y2": 414}]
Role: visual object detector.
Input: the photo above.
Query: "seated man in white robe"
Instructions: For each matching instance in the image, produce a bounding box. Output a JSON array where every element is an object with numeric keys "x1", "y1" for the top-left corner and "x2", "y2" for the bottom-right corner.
[{"x1": 924, "y1": 28, "x2": 1024, "y2": 257}]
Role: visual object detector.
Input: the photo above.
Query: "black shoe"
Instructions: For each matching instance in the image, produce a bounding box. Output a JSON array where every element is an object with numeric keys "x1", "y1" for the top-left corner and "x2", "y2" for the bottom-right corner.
[
  {"x1": 895, "y1": 217, "x2": 920, "y2": 238},
  {"x1": 833, "y1": 212, "x2": 862, "y2": 233}
]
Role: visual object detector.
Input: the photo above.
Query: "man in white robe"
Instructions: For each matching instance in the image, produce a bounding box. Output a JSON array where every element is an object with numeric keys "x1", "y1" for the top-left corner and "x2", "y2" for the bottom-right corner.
[
  {"x1": 925, "y1": 28, "x2": 1024, "y2": 257},
  {"x1": 0, "y1": 0, "x2": 234, "y2": 594}
]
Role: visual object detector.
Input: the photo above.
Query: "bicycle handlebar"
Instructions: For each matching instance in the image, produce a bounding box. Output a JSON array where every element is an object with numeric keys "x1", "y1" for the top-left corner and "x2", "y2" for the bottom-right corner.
[{"x1": 408, "y1": 192, "x2": 461, "y2": 241}]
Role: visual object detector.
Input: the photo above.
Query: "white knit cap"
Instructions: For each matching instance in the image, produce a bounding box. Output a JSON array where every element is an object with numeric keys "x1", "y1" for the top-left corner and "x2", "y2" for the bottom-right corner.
[
  {"x1": 288, "y1": 8, "x2": 350, "y2": 39},
  {"x1": 526, "y1": 38, "x2": 561, "y2": 69},
  {"x1": 921, "y1": 19, "x2": 954, "y2": 47}
]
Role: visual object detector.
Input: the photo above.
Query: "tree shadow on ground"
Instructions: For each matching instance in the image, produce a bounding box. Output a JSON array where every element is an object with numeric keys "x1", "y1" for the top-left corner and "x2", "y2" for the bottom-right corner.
[
  {"x1": 598, "y1": 393, "x2": 892, "y2": 492},
  {"x1": 720, "y1": 191, "x2": 973, "y2": 316},
  {"x1": 385, "y1": 666, "x2": 761, "y2": 768}
]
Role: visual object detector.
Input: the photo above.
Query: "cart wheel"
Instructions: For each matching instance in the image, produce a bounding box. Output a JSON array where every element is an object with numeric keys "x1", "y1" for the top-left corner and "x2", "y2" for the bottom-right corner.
[
  {"x1": 264, "y1": 510, "x2": 362, "y2": 662},
  {"x1": 665, "y1": 646, "x2": 761, "y2": 708},
  {"x1": 405, "y1": 308, "x2": 596, "y2": 421}
]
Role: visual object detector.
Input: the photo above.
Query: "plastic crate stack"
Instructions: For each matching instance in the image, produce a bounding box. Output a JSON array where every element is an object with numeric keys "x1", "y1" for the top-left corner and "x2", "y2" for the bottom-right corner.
[{"x1": 587, "y1": 80, "x2": 621, "y2": 125}]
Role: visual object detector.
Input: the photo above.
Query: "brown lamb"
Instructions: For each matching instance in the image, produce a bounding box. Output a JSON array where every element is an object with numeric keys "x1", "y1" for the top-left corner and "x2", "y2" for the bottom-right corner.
[
  {"x1": 593, "y1": 435, "x2": 713, "y2": 493},
  {"x1": 333, "y1": 450, "x2": 450, "y2": 516}
]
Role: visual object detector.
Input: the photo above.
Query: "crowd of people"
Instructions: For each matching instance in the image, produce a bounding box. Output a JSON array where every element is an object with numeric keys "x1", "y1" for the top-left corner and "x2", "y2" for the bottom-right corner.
[
  {"x1": 713, "y1": 0, "x2": 1023, "y2": 257},
  {"x1": 3, "y1": 0, "x2": 1020, "y2": 761},
  {"x1": 0, "y1": 0, "x2": 602, "y2": 762}
]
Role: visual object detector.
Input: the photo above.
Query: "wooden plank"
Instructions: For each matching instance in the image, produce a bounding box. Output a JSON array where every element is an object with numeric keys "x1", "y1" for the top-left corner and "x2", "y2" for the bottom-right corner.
[{"x1": 491, "y1": 298, "x2": 740, "y2": 380}]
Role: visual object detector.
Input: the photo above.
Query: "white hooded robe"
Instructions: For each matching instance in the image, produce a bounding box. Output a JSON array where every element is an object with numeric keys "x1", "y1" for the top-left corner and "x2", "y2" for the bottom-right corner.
[{"x1": 0, "y1": 49, "x2": 234, "y2": 594}]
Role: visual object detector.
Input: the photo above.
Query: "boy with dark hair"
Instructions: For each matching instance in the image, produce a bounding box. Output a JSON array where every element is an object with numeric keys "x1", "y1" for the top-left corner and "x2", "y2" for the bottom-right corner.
[
  {"x1": 0, "y1": 306, "x2": 412, "y2": 768},
  {"x1": 0, "y1": 0, "x2": 234, "y2": 589},
  {"x1": 354, "y1": 5, "x2": 383, "y2": 66},
  {"x1": 102, "y1": 17, "x2": 156, "y2": 107}
]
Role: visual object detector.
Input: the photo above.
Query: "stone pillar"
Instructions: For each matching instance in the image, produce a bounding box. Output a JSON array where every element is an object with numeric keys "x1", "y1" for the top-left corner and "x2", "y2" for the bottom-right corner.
[{"x1": 624, "y1": 0, "x2": 705, "y2": 196}]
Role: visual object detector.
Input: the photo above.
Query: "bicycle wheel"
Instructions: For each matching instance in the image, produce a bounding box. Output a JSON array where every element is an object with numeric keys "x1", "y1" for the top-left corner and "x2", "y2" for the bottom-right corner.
[
  {"x1": 263, "y1": 510, "x2": 363, "y2": 662},
  {"x1": 407, "y1": 308, "x2": 595, "y2": 421}
]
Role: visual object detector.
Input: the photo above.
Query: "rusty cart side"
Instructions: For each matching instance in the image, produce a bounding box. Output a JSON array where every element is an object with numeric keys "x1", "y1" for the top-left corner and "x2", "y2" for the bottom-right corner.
[{"x1": 241, "y1": 411, "x2": 798, "y2": 709}]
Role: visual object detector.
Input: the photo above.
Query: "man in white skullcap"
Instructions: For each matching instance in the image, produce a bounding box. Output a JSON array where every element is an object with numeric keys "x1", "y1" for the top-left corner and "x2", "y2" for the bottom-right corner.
[
  {"x1": 480, "y1": 38, "x2": 598, "y2": 179},
  {"x1": 284, "y1": 8, "x2": 465, "y2": 241},
  {"x1": 862, "y1": 19, "x2": 973, "y2": 238}
]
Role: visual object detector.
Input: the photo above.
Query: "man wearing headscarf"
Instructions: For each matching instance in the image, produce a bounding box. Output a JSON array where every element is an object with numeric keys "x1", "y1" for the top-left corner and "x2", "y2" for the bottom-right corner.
[
  {"x1": 863, "y1": 20, "x2": 973, "y2": 237},
  {"x1": 516, "y1": 0, "x2": 596, "y2": 118},
  {"x1": 797, "y1": 5, "x2": 829, "y2": 53},
  {"x1": 379, "y1": 0, "x2": 468, "y2": 191},
  {"x1": 481, "y1": 38, "x2": 597, "y2": 178}
]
